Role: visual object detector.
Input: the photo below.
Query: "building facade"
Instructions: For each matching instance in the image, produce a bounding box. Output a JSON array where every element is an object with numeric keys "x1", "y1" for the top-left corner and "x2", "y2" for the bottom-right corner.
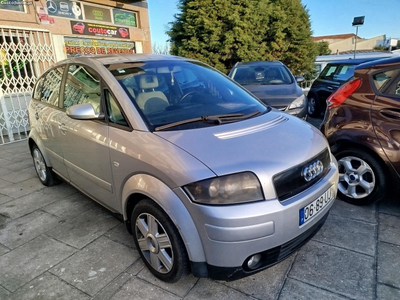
[{"x1": 0, "y1": 0, "x2": 150, "y2": 144}]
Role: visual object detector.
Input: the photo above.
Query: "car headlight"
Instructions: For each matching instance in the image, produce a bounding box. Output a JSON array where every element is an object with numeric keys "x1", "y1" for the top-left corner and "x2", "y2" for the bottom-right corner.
[
  {"x1": 184, "y1": 172, "x2": 263, "y2": 205},
  {"x1": 288, "y1": 94, "x2": 306, "y2": 110}
]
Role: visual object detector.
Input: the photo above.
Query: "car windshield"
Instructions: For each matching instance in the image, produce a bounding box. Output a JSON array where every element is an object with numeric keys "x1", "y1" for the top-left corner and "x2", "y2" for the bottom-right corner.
[
  {"x1": 107, "y1": 60, "x2": 268, "y2": 131},
  {"x1": 231, "y1": 64, "x2": 293, "y2": 85}
]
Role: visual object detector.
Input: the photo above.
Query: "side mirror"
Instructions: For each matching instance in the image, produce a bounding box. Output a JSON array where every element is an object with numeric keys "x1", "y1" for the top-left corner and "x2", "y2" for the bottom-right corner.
[
  {"x1": 66, "y1": 103, "x2": 104, "y2": 120},
  {"x1": 295, "y1": 76, "x2": 305, "y2": 83}
]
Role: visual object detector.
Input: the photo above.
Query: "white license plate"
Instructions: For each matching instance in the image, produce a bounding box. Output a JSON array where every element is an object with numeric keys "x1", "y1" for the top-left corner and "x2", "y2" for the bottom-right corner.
[{"x1": 299, "y1": 185, "x2": 335, "y2": 226}]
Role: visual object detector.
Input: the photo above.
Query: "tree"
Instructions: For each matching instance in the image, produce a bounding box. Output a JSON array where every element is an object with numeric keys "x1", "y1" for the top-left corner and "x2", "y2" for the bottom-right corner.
[
  {"x1": 152, "y1": 42, "x2": 170, "y2": 54},
  {"x1": 315, "y1": 41, "x2": 332, "y2": 55},
  {"x1": 168, "y1": 0, "x2": 318, "y2": 74}
]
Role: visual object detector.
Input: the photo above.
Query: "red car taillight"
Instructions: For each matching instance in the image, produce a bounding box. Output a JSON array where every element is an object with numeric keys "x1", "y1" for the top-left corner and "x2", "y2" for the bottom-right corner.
[{"x1": 327, "y1": 78, "x2": 361, "y2": 108}]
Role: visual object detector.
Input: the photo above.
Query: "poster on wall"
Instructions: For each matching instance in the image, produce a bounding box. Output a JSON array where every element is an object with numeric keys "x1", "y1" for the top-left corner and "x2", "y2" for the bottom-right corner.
[
  {"x1": 46, "y1": 0, "x2": 82, "y2": 20},
  {"x1": 83, "y1": 4, "x2": 112, "y2": 23},
  {"x1": 0, "y1": 0, "x2": 24, "y2": 12},
  {"x1": 70, "y1": 21, "x2": 130, "y2": 39},
  {"x1": 64, "y1": 37, "x2": 136, "y2": 57},
  {"x1": 113, "y1": 8, "x2": 137, "y2": 27}
]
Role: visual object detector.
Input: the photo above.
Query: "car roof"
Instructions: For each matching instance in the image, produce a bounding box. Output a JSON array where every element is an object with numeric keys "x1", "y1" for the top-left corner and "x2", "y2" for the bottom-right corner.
[
  {"x1": 234, "y1": 61, "x2": 283, "y2": 67},
  {"x1": 325, "y1": 58, "x2": 380, "y2": 66},
  {"x1": 55, "y1": 54, "x2": 194, "y2": 67},
  {"x1": 355, "y1": 55, "x2": 400, "y2": 70}
]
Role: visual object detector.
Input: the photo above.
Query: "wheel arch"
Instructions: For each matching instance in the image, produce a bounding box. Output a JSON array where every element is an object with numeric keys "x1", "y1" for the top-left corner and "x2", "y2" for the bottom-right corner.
[{"x1": 121, "y1": 174, "x2": 206, "y2": 263}]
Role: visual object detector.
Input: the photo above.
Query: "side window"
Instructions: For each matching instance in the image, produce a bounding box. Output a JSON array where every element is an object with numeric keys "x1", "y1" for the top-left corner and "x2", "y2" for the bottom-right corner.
[
  {"x1": 63, "y1": 65, "x2": 101, "y2": 114},
  {"x1": 105, "y1": 90, "x2": 129, "y2": 127},
  {"x1": 320, "y1": 65, "x2": 338, "y2": 80},
  {"x1": 38, "y1": 66, "x2": 65, "y2": 106},
  {"x1": 373, "y1": 69, "x2": 400, "y2": 92}
]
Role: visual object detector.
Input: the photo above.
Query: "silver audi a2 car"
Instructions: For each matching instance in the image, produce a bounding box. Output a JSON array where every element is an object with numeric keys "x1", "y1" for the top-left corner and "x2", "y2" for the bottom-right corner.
[{"x1": 28, "y1": 54, "x2": 338, "y2": 282}]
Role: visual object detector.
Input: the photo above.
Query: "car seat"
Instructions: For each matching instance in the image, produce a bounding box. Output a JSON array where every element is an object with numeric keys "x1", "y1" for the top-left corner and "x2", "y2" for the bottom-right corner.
[{"x1": 135, "y1": 75, "x2": 169, "y2": 111}]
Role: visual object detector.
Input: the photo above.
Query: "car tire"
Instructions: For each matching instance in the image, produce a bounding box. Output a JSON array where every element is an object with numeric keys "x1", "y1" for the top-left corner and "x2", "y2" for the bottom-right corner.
[
  {"x1": 335, "y1": 147, "x2": 387, "y2": 205},
  {"x1": 32, "y1": 145, "x2": 57, "y2": 186},
  {"x1": 131, "y1": 199, "x2": 189, "y2": 282},
  {"x1": 307, "y1": 94, "x2": 321, "y2": 117}
]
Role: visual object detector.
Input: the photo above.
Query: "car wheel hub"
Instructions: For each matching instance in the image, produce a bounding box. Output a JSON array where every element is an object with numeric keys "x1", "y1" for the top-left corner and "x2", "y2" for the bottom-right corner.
[
  {"x1": 338, "y1": 156, "x2": 375, "y2": 199},
  {"x1": 33, "y1": 148, "x2": 47, "y2": 182},
  {"x1": 135, "y1": 213, "x2": 173, "y2": 273}
]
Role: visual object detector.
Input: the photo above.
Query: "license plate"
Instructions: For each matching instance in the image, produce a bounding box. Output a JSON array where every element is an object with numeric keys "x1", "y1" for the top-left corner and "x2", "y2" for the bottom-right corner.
[{"x1": 299, "y1": 185, "x2": 335, "y2": 226}]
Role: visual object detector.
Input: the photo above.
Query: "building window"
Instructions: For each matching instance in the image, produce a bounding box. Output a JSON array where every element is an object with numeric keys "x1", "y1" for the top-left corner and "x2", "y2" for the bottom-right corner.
[{"x1": 0, "y1": 0, "x2": 25, "y2": 12}]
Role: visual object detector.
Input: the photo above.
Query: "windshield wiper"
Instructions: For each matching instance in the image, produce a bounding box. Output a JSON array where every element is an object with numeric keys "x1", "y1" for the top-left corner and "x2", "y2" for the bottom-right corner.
[{"x1": 155, "y1": 111, "x2": 262, "y2": 131}]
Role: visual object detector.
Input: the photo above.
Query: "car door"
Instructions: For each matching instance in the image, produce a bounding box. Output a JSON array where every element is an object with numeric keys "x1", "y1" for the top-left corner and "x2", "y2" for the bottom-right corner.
[
  {"x1": 370, "y1": 67, "x2": 400, "y2": 177},
  {"x1": 59, "y1": 64, "x2": 117, "y2": 210},
  {"x1": 30, "y1": 65, "x2": 70, "y2": 179}
]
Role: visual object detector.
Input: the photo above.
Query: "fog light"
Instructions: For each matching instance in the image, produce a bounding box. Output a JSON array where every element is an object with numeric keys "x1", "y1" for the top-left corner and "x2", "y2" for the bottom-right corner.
[{"x1": 247, "y1": 254, "x2": 262, "y2": 269}]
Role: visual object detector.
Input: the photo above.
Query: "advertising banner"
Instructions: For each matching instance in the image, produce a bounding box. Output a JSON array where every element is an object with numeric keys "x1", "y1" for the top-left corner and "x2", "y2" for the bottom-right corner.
[
  {"x1": 64, "y1": 37, "x2": 136, "y2": 57},
  {"x1": 83, "y1": 4, "x2": 112, "y2": 23},
  {"x1": 70, "y1": 21, "x2": 130, "y2": 39},
  {"x1": 46, "y1": 0, "x2": 82, "y2": 19},
  {"x1": 113, "y1": 8, "x2": 137, "y2": 27}
]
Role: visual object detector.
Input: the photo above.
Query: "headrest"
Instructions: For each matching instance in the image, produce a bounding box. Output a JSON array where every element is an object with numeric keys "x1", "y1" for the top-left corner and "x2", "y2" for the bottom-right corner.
[{"x1": 139, "y1": 75, "x2": 159, "y2": 89}]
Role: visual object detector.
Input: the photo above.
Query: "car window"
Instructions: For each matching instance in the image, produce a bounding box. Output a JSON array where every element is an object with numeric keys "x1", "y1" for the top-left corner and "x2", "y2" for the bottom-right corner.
[
  {"x1": 107, "y1": 60, "x2": 268, "y2": 131},
  {"x1": 105, "y1": 90, "x2": 129, "y2": 127},
  {"x1": 373, "y1": 69, "x2": 400, "y2": 92},
  {"x1": 231, "y1": 64, "x2": 293, "y2": 85},
  {"x1": 35, "y1": 66, "x2": 65, "y2": 106},
  {"x1": 319, "y1": 65, "x2": 338, "y2": 80},
  {"x1": 63, "y1": 65, "x2": 101, "y2": 114}
]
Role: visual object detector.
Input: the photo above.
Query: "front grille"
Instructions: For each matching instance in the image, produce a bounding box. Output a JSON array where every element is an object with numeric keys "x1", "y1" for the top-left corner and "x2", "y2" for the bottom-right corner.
[{"x1": 273, "y1": 148, "x2": 331, "y2": 201}]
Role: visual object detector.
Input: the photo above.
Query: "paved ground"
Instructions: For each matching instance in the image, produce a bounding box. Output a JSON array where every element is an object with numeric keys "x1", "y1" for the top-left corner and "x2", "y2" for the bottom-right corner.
[{"x1": 0, "y1": 136, "x2": 400, "y2": 299}]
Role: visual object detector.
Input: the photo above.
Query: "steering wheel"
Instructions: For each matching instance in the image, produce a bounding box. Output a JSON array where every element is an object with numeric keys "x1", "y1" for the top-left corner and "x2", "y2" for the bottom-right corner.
[{"x1": 178, "y1": 91, "x2": 199, "y2": 103}]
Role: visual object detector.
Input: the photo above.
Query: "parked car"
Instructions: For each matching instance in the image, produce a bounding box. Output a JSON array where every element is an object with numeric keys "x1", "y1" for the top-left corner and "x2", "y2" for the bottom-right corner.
[
  {"x1": 228, "y1": 61, "x2": 308, "y2": 119},
  {"x1": 307, "y1": 58, "x2": 383, "y2": 117},
  {"x1": 29, "y1": 54, "x2": 338, "y2": 282},
  {"x1": 321, "y1": 56, "x2": 400, "y2": 205}
]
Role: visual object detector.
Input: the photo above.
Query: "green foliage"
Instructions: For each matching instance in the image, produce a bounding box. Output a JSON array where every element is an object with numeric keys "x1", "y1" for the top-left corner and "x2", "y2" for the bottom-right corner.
[
  {"x1": 315, "y1": 41, "x2": 332, "y2": 55},
  {"x1": 168, "y1": 0, "x2": 318, "y2": 74}
]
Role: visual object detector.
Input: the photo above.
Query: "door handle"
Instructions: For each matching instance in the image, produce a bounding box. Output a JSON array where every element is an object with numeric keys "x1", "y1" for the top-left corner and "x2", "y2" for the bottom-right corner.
[
  {"x1": 59, "y1": 123, "x2": 68, "y2": 134},
  {"x1": 380, "y1": 109, "x2": 400, "y2": 120},
  {"x1": 35, "y1": 112, "x2": 39, "y2": 120}
]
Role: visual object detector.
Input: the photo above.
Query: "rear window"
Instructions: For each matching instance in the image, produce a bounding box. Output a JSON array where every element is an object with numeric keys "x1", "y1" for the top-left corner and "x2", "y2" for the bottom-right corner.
[{"x1": 319, "y1": 63, "x2": 356, "y2": 81}]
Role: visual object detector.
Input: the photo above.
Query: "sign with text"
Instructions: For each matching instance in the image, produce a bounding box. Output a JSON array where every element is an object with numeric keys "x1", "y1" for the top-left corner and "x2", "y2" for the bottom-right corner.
[
  {"x1": 83, "y1": 4, "x2": 111, "y2": 23},
  {"x1": 64, "y1": 37, "x2": 136, "y2": 57},
  {"x1": 70, "y1": 21, "x2": 130, "y2": 39},
  {"x1": 113, "y1": 8, "x2": 137, "y2": 27},
  {"x1": 46, "y1": 0, "x2": 82, "y2": 20}
]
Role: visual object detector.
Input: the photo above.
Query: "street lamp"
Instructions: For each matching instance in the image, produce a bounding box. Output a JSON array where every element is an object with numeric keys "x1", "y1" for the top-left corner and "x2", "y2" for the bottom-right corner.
[{"x1": 352, "y1": 16, "x2": 365, "y2": 59}]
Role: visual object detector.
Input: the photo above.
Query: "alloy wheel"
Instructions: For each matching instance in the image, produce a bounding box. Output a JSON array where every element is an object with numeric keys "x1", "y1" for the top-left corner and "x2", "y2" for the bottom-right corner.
[
  {"x1": 337, "y1": 156, "x2": 375, "y2": 199},
  {"x1": 135, "y1": 213, "x2": 174, "y2": 274},
  {"x1": 33, "y1": 148, "x2": 47, "y2": 182}
]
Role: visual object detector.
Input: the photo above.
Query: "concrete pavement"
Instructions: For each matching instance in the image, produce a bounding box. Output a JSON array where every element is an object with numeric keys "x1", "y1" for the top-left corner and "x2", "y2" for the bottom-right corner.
[{"x1": 0, "y1": 140, "x2": 399, "y2": 300}]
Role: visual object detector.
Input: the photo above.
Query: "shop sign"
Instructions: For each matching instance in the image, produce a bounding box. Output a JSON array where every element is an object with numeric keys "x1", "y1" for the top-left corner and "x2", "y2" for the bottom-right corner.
[
  {"x1": 0, "y1": 0, "x2": 25, "y2": 12},
  {"x1": 64, "y1": 37, "x2": 136, "y2": 57},
  {"x1": 46, "y1": 0, "x2": 82, "y2": 20},
  {"x1": 113, "y1": 8, "x2": 137, "y2": 27},
  {"x1": 83, "y1": 4, "x2": 111, "y2": 23},
  {"x1": 70, "y1": 21, "x2": 130, "y2": 39}
]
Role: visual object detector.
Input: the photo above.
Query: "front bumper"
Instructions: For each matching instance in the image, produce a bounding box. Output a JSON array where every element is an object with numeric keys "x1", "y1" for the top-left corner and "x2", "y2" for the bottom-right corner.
[
  {"x1": 180, "y1": 159, "x2": 338, "y2": 280},
  {"x1": 193, "y1": 211, "x2": 329, "y2": 281}
]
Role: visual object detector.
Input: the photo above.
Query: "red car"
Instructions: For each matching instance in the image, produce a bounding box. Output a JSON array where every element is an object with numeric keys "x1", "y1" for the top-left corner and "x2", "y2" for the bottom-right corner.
[
  {"x1": 73, "y1": 22, "x2": 85, "y2": 34},
  {"x1": 321, "y1": 56, "x2": 400, "y2": 205},
  {"x1": 118, "y1": 27, "x2": 129, "y2": 38}
]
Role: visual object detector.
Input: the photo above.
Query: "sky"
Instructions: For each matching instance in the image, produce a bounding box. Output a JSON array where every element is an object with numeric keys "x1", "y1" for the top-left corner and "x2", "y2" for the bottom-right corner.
[{"x1": 147, "y1": 0, "x2": 400, "y2": 46}]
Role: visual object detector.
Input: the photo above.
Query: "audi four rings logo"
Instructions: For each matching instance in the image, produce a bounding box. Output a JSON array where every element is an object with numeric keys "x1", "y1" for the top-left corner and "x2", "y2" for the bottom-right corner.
[{"x1": 302, "y1": 160, "x2": 324, "y2": 182}]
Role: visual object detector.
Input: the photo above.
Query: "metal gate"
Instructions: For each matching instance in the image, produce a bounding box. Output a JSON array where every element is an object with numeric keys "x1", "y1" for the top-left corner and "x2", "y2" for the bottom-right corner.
[{"x1": 0, "y1": 26, "x2": 56, "y2": 145}]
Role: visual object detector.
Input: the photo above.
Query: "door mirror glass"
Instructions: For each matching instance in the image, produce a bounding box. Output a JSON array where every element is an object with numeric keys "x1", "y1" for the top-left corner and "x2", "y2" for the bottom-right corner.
[
  {"x1": 295, "y1": 76, "x2": 305, "y2": 83},
  {"x1": 66, "y1": 103, "x2": 104, "y2": 120}
]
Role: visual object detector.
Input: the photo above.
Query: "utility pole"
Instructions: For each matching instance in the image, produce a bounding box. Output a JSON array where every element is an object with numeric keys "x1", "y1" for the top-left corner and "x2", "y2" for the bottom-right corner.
[{"x1": 352, "y1": 16, "x2": 365, "y2": 59}]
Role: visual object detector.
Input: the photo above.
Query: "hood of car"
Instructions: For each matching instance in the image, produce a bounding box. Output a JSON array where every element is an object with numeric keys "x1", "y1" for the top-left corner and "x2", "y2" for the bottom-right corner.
[
  {"x1": 155, "y1": 110, "x2": 329, "y2": 198},
  {"x1": 244, "y1": 84, "x2": 302, "y2": 107}
]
